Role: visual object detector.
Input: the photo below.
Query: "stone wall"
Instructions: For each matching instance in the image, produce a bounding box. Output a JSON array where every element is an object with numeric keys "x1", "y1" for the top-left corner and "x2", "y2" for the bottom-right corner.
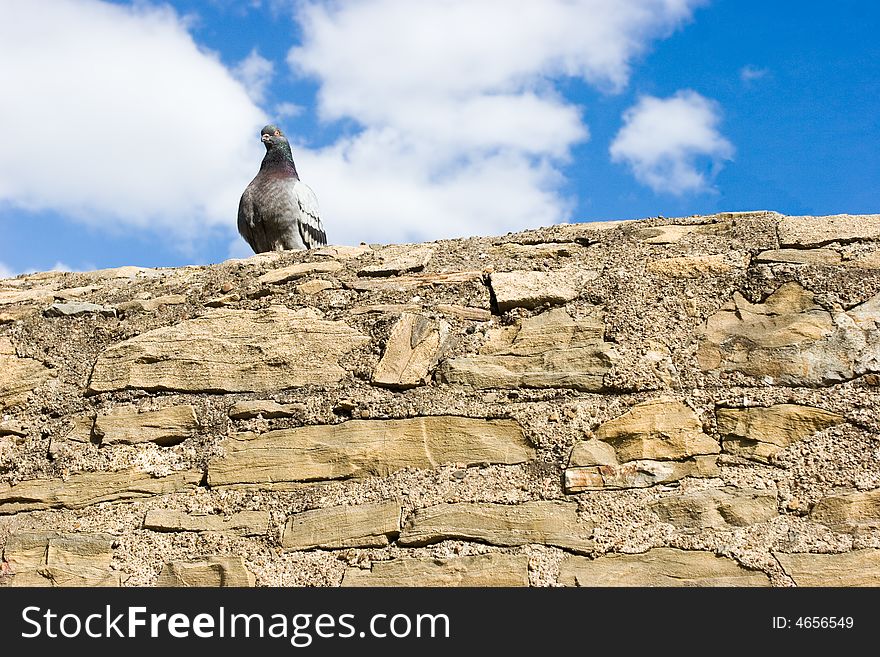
[{"x1": 1, "y1": 210, "x2": 879, "y2": 587}]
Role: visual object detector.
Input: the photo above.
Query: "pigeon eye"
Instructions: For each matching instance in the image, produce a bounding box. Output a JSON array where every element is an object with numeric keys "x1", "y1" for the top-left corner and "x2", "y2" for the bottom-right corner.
[{"x1": 274, "y1": 130, "x2": 281, "y2": 136}]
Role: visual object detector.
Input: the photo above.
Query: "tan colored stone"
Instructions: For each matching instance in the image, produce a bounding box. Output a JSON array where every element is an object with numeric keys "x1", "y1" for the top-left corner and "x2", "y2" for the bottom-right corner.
[
  {"x1": 82, "y1": 266, "x2": 162, "y2": 281},
  {"x1": 341, "y1": 553, "x2": 529, "y2": 587},
  {"x1": 0, "y1": 337, "x2": 54, "y2": 410},
  {"x1": 439, "y1": 307, "x2": 612, "y2": 391},
  {"x1": 296, "y1": 279, "x2": 335, "y2": 294},
  {"x1": 373, "y1": 313, "x2": 450, "y2": 389},
  {"x1": 564, "y1": 456, "x2": 719, "y2": 492},
  {"x1": 646, "y1": 254, "x2": 736, "y2": 278},
  {"x1": 228, "y1": 400, "x2": 304, "y2": 419},
  {"x1": 282, "y1": 500, "x2": 401, "y2": 550},
  {"x1": 434, "y1": 304, "x2": 492, "y2": 321},
  {"x1": 632, "y1": 221, "x2": 731, "y2": 244},
  {"x1": 258, "y1": 260, "x2": 343, "y2": 285},
  {"x1": 88, "y1": 306, "x2": 368, "y2": 394},
  {"x1": 778, "y1": 214, "x2": 880, "y2": 247},
  {"x1": 595, "y1": 399, "x2": 720, "y2": 463},
  {"x1": 351, "y1": 303, "x2": 423, "y2": 315},
  {"x1": 358, "y1": 245, "x2": 434, "y2": 276},
  {"x1": 143, "y1": 509, "x2": 270, "y2": 535},
  {"x1": 698, "y1": 283, "x2": 880, "y2": 385},
  {"x1": 63, "y1": 414, "x2": 95, "y2": 443},
  {"x1": 345, "y1": 270, "x2": 481, "y2": 291},
  {"x1": 568, "y1": 440, "x2": 618, "y2": 467},
  {"x1": 0, "y1": 288, "x2": 57, "y2": 306},
  {"x1": 208, "y1": 416, "x2": 532, "y2": 488},
  {"x1": 0, "y1": 419, "x2": 26, "y2": 437},
  {"x1": 4, "y1": 531, "x2": 120, "y2": 587},
  {"x1": 559, "y1": 548, "x2": 770, "y2": 586},
  {"x1": 754, "y1": 248, "x2": 842, "y2": 265},
  {"x1": 848, "y1": 248, "x2": 880, "y2": 269},
  {"x1": 399, "y1": 501, "x2": 594, "y2": 553},
  {"x1": 94, "y1": 405, "x2": 199, "y2": 446},
  {"x1": 115, "y1": 294, "x2": 187, "y2": 313},
  {"x1": 775, "y1": 550, "x2": 880, "y2": 586},
  {"x1": 46, "y1": 301, "x2": 116, "y2": 317},
  {"x1": 717, "y1": 404, "x2": 844, "y2": 463},
  {"x1": 810, "y1": 488, "x2": 880, "y2": 534},
  {"x1": 650, "y1": 487, "x2": 778, "y2": 529},
  {"x1": 0, "y1": 305, "x2": 38, "y2": 323},
  {"x1": 0, "y1": 469, "x2": 201, "y2": 514},
  {"x1": 312, "y1": 244, "x2": 372, "y2": 259},
  {"x1": 155, "y1": 555, "x2": 255, "y2": 587},
  {"x1": 492, "y1": 242, "x2": 578, "y2": 257},
  {"x1": 489, "y1": 269, "x2": 592, "y2": 311}
]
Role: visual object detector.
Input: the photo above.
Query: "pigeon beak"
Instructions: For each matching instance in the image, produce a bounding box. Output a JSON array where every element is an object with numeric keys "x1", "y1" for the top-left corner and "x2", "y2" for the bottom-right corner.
[{"x1": 261, "y1": 134, "x2": 271, "y2": 144}]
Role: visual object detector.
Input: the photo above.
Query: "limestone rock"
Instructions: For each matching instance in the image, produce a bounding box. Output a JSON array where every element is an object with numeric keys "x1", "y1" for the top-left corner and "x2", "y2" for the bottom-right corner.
[
  {"x1": 228, "y1": 400, "x2": 304, "y2": 419},
  {"x1": 155, "y1": 555, "x2": 255, "y2": 587},
  {"x1": 88, "y1": 306, "x2": 369, "y2": 394},
  {"x1": 0, "y1": 287, "x2": 56, "y2": 306},
  {"x1": 341, "y1": 553, "x2": 529, "y2": 587},
  {"x1": 568, "y1": 440, "x2": 618, "y2": 467},
  {"x1": 650, "y1": 487, "x2": 778, "y2": 529},
  {"x1": 399, "y1": 501, "x2": 594, "y2": 554},
  {"x1": 489, "y1": 269, "x2": 592, "y2": 311},
  {"x1": 94, "y1": 405, "x2": 199, "y2": 446},
  {"x1": 716, "y1": 404, "x2": 844, "y2": 463},
  {"x1": 0, "y1": 469, "x2": 201, "y2": 514},
  {"x1": 633, "y1": 222, "x2": 730, "y2": 244},
  {"x1": 0, "y1": 337, "x2": 54, "y2": 410},
  {"x1": 358, "y1": 245, "x2": 434, "y2": 276},
  {"x1": 208, "y1": 416, "x2": 532, "y2": 488},
  {"x1": 775, "y1": 550, "x2": 880, "y2": 586},
  {"x1": 435, "y1": 304, "x2": 492, "y2": 321},
  {"x1": 754, "y1": 248, "x2": 842, "y2": 265},
  {"x1": 258, "y1": 260, "x2": 342, "y2": 285},
  {"x1": 311, "y1": 244, "x2": 372, "y2": 259},
  {"x1": 697, "y1": 282, "x2": 880, "y2": 386},
  {"x1": 115, "y1": 294, "x2": 187, "y2": 313},
  {"x1": 595, "y1": 399, "x2": 720, "y2": 463},
  {"x1": 492, "y1": 242, "x2": 578, "y2": 257},
  {"x1": 564, "y1": 456, "x2": 719, "y2": 492},
  {"x1": 45, "y1": 302, "x2": 117, "y2": 317},
  {"x1": 4, "y1": 531, "x2": 120, "y2": 587},
  {"x1": 646, "y1": 254, "x2": 737, "y2": 278},
  {"x1": 778, "y1": 214, "x2": 880, "y2": 247},
  {"x1": 373, "y1": 313, "x2": 450, "y2": 389},
  {"x1": 143, "y1": 509, "x2": 270, "y2": 536},
  {"x1": 282, "y1": 500, "x2": 401, "y2": 550},
  {"x1": 809, "y1": 488, "x2": 880, "y2": 534},
  {"x1": 296, "y1": 279, "x2": 335, "y2": 294},
  {"x1": 439, "y1": 307, "x2": 612, "y2": 391},
  {"x1": 559, "y1": 548, "x2": 770, "y2": 586},
  {"x1": 345, "y1": 270, "x2": 481, "y2": 291}
]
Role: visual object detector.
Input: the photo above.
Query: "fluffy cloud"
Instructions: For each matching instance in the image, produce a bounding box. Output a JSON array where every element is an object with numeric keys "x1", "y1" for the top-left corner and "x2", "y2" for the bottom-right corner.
[
  {"x1": 0, "y1": 0, "x2": 266, "y2": 239},
  {"x1": 288, "y1": 0, "x2": 706, "y2": 243},
  {"x1": 232, "y1": 49, "x2": 275, "y2": 103},
  {"x1": 609, "y1": 90, "x2": 734, "y2": 194}
]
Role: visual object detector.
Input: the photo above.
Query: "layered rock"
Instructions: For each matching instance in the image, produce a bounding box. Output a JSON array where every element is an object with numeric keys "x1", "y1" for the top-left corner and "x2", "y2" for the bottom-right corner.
[
  {"x1": 282, "y1": 500, "x2": 402, "y2": 550},
  {"x1": 341, "y1": 553, "x2": 529, "y2": 587}
]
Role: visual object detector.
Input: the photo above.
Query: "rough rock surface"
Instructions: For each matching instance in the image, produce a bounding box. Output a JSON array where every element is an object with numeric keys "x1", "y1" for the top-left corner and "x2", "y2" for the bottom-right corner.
[{"x1": 1, "y1": 211, "x2": 879, "y2": 587}]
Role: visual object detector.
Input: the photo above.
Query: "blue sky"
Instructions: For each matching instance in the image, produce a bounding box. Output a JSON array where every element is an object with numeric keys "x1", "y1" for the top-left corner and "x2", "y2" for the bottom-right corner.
[{"x1": 1, "y1": 0, "x2": 878, "y2": 275}]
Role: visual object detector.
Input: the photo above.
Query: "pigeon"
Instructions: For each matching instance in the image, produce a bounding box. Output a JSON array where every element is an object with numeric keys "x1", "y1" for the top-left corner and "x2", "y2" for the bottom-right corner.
[{"x1": 237, "y1": 124, "x2": 327, "y2": 253}]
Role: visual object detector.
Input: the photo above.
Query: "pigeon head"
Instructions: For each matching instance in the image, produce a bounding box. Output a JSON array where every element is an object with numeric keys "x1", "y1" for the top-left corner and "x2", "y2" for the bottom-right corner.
[{"x1": 258, "y1": 124, "x2": 296, "y2": 171}]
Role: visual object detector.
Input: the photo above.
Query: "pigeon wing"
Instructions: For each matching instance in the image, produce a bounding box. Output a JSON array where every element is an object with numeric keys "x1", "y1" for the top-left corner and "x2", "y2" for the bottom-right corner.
[{"x1": 292, "y1": 180, "x2": 327, "y2": 248}]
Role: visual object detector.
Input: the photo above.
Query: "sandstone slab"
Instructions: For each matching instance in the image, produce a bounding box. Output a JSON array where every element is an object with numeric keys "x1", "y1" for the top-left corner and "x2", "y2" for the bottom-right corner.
[
  {"x1": 559, "y1": 548, "x2": 770, "y2": 586},
  {"x1": 698, "y1": 282, "x2": 880, "y2": 386},
  {"x1": 88, "y1": 306, "x2": 368, "y2": 394},
  {"x1": 439, "y1": 307, "x2": 612, "y2": 391},
  {"x1": 650, "y1": 487, "x2": 778, "y2": 529},
  {"x1": 373, "y1": 313, "x2": 450, "y2": 389},
  {"x1": 156, "y1": 555, "x2": 255, "y2": 587},
  {"x1": 258, "y1": 260, "x2": 342, "y2": 285},
  {"x1": 228, "y1": 400, "x2": 304, "y2": 419},
  {"x1": 775, "y1": 550, "x2": 880, "y2": 586},
  {"x1": 716, "y1": 404, "x2": 844, "y2": 463},
  {"x1": 296, "y1": 279, "x2": 335, "y2": 294},
  {"x1": 311, "y1": 244, "x2": 372, "y2": 259},
  {"x1": 754, "y1": 248, "x2": 842, "y2": 265},
  {"x1": 282, "y1": 500, "x2": 401, "y2": 550},
  {"x1": 45, "y1": 302, "x2": 116, "y2": 317},
  {"x1": 345, "y1": 270, "x2": 481, "y2": 291},
  {"x1": 646, "y1": 254, "x2": 737, "y2": 278},
  {"x1": 434, "y1": 304, "x2": 492, "y2": 321},
  {"x1": 0, "y1": 337, "x2": 54, "y2": 410},
  {"x1": 399, "y1": 501, "x2": 594, "y2": 553},
  {"x1": 564, "y1": 456, "x2": 719, "y2": 492},
  {"x1": 489, "y1": 270, "x2": 590, "y2": 311},
  {"x1": 4, "y1": 531, "x2": 120, "y2": 587},
  {"x1": 358, "y1": 245, "x2": 434, "y2": 276},
  {"x1": 341, "y1": 553, "x2": 529, "y2": 587},
  {"x1": 143, "y1": 509, "x2": 270, "y2": 536},
  {"x1": 778, "y1": 214, "x2": 880, "y2": 247},
  {"x1": 809, "y1": 488, "x2": 880, "y2": 534},
  {"x1": 0, "y1": 469, "x2": 201, "y2": 514},
  {"x1": 94, "y1": 405, "x2": 199, "y2": 446},
  {"x1": 116, "y1": 294, "x2": 187, "y2": 313},
  {"x1": 208, "y1": 416, "x2": 532, "y2": 488},
  {"x1": 595, "y1": 399, "x2": 720, "y2": 463}
]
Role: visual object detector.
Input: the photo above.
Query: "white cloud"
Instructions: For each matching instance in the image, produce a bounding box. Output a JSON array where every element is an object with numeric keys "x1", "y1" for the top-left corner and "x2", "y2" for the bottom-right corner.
[
  {"x1": 275, "y1": 102, "x2": 305, "y2": 118},
  {"x1": 232, "y1": 48, "x2": 275, "y2": 103},
  {"x1": 609, "y1": 90, "x2": 734, "y2": 194},
  {"x1": 740, "y1": 65, "x2": 768, "y2": 83},
  {"x1": 0, "y1": 262, "x2": 14, "y2": 280},
  {"x1": 0, "y1": 0, "x2": 266, "y2": 241},
  {"x1": 287, "y1": 0, "x2": 706, "y2": 243}
]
